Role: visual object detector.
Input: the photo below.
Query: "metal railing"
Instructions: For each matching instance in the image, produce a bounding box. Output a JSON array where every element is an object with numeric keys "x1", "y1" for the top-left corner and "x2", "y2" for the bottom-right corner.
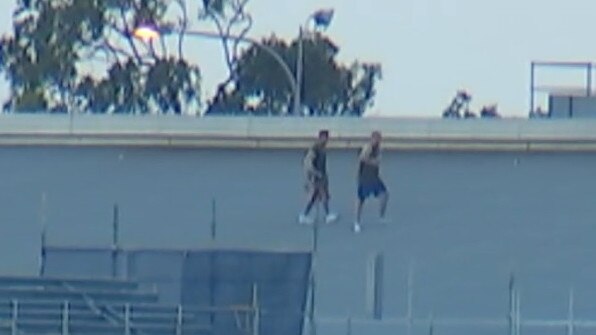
[{"x1": 0, "y1": 298, "x2": 259, "y2": 335}]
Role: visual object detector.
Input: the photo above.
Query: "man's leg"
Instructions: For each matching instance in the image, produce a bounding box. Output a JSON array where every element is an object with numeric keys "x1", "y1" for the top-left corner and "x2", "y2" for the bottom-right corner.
[
  {"x1": 303, "y1": 190, "x2": 317, "y2": 216},
  {"x1": 356, "y1": 185, "x2": 366, "y2": 223},
  {"x1": 322, "y1": 195, "x2": 330, "y2": 216},
  {"x1": 299, "y1": 181, "x2": 318, "y2": 224},
  {"x1": 356, "y1": 197, "x2": 364, "y2": 224},
  {"x1": 321, "y1": 179, "x2": 338, "y2": 223},
  {"x1": 379, "y1": 191, "x2": 388, "y2": 218},
  {"x1": 354, "y1": 197, "x2": 365, "y2": 233},
  {"x1": 378, "y1": 181, "x2": 389, "y2": 220}
]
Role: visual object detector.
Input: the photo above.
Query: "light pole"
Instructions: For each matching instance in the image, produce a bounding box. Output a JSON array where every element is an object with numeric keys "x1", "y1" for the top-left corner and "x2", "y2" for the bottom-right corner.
[
  {"x1": 133, "y1": 25, "x2": 299, "y2": 114},
  {"x1": 134, "y1": 9, "x2": 333, "y2": 116},
  {"x1": 295, "y1": 9, "x2": 335, "y2": 116}
]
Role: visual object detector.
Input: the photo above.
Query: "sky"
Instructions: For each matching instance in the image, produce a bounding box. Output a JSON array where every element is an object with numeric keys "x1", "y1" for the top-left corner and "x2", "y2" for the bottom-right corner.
[{"x1": 1, "y1": 0, "x2": 596, "y2": 117}]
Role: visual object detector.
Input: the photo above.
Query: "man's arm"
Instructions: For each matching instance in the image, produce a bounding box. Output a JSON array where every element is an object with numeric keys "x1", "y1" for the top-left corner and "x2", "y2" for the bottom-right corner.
[
  {"x1": 359, "y1": 144, "x2": 380, "y2": 166},
  {"x1": 303, "y1": 149, "x2": 322, "y2": 177}
]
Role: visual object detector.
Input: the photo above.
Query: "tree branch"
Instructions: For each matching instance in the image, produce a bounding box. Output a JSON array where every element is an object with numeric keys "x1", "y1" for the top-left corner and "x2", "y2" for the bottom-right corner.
[
  {"x1": 208, "y1": 11, "x2": 235, "y2": 77},
  {"x1": 174, "y1": 0, "x2": 188, "y2": 59},
  {"x1": 118, "y1": 6, "x2": 143, "y2": 65}
]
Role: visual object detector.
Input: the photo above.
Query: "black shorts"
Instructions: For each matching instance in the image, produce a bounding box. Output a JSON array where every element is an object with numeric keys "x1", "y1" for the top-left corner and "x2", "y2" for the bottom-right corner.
[{"x1": 358, "y1": 180, "x2": 386, "y2": 201}]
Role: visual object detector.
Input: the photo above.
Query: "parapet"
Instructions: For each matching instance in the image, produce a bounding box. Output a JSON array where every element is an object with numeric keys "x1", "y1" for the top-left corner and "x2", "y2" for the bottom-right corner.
[{"x1": 0, "y1": 114, "x2": 596, "y2": 151}]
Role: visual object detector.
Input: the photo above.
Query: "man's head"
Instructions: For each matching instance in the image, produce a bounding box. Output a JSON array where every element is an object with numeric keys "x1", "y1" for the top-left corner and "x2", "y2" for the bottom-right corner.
[
  {"x1": 371, "y1": 131, "x2": 382, "y2": 146},
  {"x1": 317, "y1": 129, "x2": 329, "y2": 146}
]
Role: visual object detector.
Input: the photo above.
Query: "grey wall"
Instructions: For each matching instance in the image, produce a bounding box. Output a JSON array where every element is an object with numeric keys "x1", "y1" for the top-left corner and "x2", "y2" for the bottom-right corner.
[
  {"x1": 549, "y1": 94, "x2": 596, "y2": 118},
  {"x1": 1, "y1": 145, "x2": 596, "y2": 335}
]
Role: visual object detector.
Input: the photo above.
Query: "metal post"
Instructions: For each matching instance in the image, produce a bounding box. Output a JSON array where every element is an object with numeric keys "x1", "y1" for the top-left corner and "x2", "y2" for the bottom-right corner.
[
  {"x1": 366, "y1": 252, "x2": 384, "y2": 320},
  {"x1": 530, "y1": 62, "x2": 535, "y2": 113},
  {"x1": 509, "y1": 273, "x2": 515, "y2": 335},
  {"x1": 308, "y1": 203, "x2": 320, "y2": 335},
  {"x1": 252, "y1": 284, "x2": 260, "y2": 335},
  {"x1": 428, "y1": 313, "x2": 435, "y2": 335},
  {"x1": 515, "y1": 289, "x2": 521, "y2": 335},
  {"x1": 176, "y1": 305, "x2": 183, "y2": 335},
  {"x1": 61, "y1": 301, "x2": 69, "y2": 335},
  {"x1": 587, "y1": 64, "x2": 592, "y2": 96},
  {"x1": 294, "y1": 26, "x2": 303, "y2": 116},
  {"x1": 346, "y1": 317, "x2": 352, "y2": 335},
  {"x1": 124, "y1": 303, "x2": 131, "y2": 335},
  {"x1": 69, "y1": 108, "x2": 74, "y2": 134},
  {"x1": 406, "y1": 264, "x2": 414, "y2": 335},
  {"x1": 211, "y1": 198, "x2": 217, "y2": 241},
  {"x1": 39, "y1": 192, "x2": 48, "y2": 276},
  {"x1": 11, "y1": 300, "x2": 17, "y2": 335},
  {"x1": 112, "y1": 204, "x2": 120, "y2": 278},
  {"x1": 567, "y1": 288, "x2": 574, "y2": 335}
]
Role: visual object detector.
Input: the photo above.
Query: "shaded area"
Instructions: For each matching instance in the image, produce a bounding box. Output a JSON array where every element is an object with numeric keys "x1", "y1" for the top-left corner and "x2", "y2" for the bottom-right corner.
[{"x1": 43, "y1": 246, "x2": 311, "y2": 335}]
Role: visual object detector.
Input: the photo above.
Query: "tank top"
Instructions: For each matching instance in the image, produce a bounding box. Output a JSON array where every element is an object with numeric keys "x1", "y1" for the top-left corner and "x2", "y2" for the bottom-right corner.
[{"x1": 359, "y1": 144, "x2": 380, "y2": 185}]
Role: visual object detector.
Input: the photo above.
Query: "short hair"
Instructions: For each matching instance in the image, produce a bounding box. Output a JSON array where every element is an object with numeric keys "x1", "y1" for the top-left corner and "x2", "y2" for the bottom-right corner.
[{"x1": 318, "y1": 130, "x2": 329, "y2": 138}]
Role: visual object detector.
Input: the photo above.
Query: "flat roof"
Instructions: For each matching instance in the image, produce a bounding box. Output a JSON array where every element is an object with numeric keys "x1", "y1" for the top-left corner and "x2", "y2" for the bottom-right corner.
[{"x1": 0, "y1": 114, "x2": 596, "y2": 151}]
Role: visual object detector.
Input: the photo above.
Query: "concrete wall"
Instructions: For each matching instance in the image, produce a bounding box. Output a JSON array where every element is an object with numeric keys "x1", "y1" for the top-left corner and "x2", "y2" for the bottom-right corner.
[
  {"x1": 1, "y1": 115, "x2": 596, "y2": 335},
  {"x1": 1, "y1": 144, "x2": 596, "y2": 335}
]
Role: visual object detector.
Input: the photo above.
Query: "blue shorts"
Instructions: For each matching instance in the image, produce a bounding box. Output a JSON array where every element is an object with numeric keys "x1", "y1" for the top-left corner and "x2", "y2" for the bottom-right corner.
[{"x1": 358, "y1": 180, "x2": 387, "y2": 201}]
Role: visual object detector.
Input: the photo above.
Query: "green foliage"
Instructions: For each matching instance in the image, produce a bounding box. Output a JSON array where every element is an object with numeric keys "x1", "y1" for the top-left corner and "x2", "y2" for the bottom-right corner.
[
  {"x1": 0, "y1": 0, "x2": 201, "y2": 114},
  {"x1": 1, "y1": 0, "x2": 381, "y2": 116},
  {"x1": 206, "y1": 34, "x2": 382, "y2": 116}
]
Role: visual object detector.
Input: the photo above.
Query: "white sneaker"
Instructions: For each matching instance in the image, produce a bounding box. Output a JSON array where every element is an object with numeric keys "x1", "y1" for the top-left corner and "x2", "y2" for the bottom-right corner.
[
  {"x1": 353, "y1": 222, "x2": 362, "y2": 233},
  {"x1": 299, "y1": 214, "x2": 314, "y2": 225},
  {"x1": 325, "y1": 213, "x2": 339, "y2": 224}
]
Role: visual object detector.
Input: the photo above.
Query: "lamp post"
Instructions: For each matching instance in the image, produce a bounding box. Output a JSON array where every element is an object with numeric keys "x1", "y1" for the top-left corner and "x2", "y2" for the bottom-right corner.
[
  {"x1": 133, "y1": 25, "x2": 299, "y2": 114},
  {"x1": 295, "y1": 9, "x2": 335, "y2": 116},
  {"x1": 135, "y1": 9, "x2": 333, "y2": 116}
]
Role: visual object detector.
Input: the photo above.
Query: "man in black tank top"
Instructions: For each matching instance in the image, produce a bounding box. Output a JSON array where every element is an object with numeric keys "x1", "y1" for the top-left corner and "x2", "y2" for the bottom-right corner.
[
  {"x1": 354, "y1": 131, "x2": 388, "y2": 232},
  {"x1": 299, "y1": 130, "x2": 338, "y2": 225}
]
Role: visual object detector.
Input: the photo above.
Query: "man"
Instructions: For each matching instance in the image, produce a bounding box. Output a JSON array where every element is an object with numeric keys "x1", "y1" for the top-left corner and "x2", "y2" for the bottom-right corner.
[
  {"x1": 299, "y1": 130, "x2": 338, "y2": 225},
  {"x1": 354, "y1": 131, "x2": 388, "y2": 232}
]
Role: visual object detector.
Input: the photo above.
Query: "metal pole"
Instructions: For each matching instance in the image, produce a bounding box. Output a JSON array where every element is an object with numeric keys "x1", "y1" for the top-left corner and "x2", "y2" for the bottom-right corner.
[
  {"x1": 530, "y1": 62, "x2": 535, "y2": 113},
  {"x1": 587, "y1": 64, "x2": 592, "y2": 96},
  {"x1": 211, "y1": 198, "x2": 217, "y2": 241},
  {"x1": 112, "y1": 204, "x2": 120, "y2": 278},
  {"x1": 69, "y1": 108, "x2": 74, "y2": 134},
  {"x1": 346, "y1": 317, "x2": 352, "y2": 335},
  {"x1": 367, "y1": 252, "x2": 384, "y2": 320},
  {"x1": 515, "y1": 289, "x2": 521, "y2": 335},
  {"x1": 567, "y1": 288, "x2": 574, "y2": 335},
  {"x1": 62, "y1": 301, "x2": 69, "y2": 335},
  {"x1": 11, "y1": 300, "x2": 17, "y2": 335},
  {"x1": 180, "y1": 30, "x2": 299, "y2": 112},
  {"x1": 176, "y1": 305, "x2": 183, "y2": 335},
  {"x1": 252, "y1": 284, "x2": 260, "y2": 335},
  {"x1": 309, "y1": 203, "x2": 320, "y2": 335},
  {"x1": 509, "y1": 273, "x2": 515, "y2": 335},
  {"x1": 428, "y1": 313, "x2": 435, "y2": 335},
  {"x1": 124, "y1": 303, "x2": 131, "y2": 335},
  {"x1": 294, "y1": 26, "x2": 303, "y2": 116},
  {"x1": 406, "y1": 264, "x2": 414, "y2": 335},
  {"x1": 39, "y1": 192, "x2": 47, "y2": 276}
]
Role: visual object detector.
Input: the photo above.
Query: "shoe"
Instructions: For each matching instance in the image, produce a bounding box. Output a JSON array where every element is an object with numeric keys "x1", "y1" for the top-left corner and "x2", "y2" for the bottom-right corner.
[
  {"x1": 379, "y1": 216, "x2": 391, "y2": 224},
  {"x1": 353, "y1": 222, "x2": 361, "y2": 233},
  {"x1": 299, "y1": 214, "x2": 314, "y2": 225},
  {"x1": 325, "y1": 213, "x2": 338, "y2": 224}
]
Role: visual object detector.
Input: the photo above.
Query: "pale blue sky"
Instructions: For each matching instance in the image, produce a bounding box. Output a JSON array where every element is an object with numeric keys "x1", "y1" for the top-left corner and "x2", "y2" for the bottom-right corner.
[{"x1": 1, "y1": 0, "x2": 595, "y2": 117}]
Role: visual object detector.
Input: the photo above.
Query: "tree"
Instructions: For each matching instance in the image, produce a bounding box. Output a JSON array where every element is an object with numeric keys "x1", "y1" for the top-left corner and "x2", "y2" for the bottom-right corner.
[
  {"x1": 0, "y1": 0, "x2": 382, "y2": 116},
  {"x1": 206, "y1": 33, "x2": 382, "y2": 116},
  {"x1": 199, "y1": 0, "x2": 252, "y2": 80},
  {"x1": 0, "y1": 0, "x2": 201, "y2": 114}
]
